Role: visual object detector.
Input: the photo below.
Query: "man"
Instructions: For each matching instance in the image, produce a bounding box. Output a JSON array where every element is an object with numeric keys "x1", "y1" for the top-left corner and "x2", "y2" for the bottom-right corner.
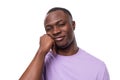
[{"x1": 19, "y1": 7, "x2": 110, "y2": 80}]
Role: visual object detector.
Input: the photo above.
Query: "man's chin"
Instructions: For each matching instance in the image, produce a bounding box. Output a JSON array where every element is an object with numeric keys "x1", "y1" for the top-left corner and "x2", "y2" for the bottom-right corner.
[{"x1": 56, "y1": 43, "x2": 68, "y2": 49}]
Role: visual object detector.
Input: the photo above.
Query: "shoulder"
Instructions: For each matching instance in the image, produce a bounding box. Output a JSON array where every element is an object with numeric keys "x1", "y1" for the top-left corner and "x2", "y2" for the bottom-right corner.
[
  {"x1": 79, "y1": 49, "x2": 107, "y2": 71},
  {"x1": 80, "y1": 49, "x2": 110, "y2": 79},
  {"x1": 80, "y1": 49, "x2": 105, "y2": 64}
]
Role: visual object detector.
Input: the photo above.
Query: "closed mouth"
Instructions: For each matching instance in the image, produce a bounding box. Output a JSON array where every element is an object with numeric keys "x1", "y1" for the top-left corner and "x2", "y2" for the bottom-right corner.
[{"x1": 54, "y1": 36, "x2": 65, "y2": 41}]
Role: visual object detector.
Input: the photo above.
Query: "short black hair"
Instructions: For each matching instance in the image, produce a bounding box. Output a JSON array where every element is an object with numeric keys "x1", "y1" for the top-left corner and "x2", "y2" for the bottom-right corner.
[{"x1": 47, "y1": 7, "x2": 73, "y2": 20}]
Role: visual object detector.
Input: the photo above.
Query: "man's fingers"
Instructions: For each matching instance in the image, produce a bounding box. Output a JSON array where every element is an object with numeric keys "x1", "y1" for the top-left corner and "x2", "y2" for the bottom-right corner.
[{"x1": 47, "y1": 34, "x2": 54, "y2": 39}]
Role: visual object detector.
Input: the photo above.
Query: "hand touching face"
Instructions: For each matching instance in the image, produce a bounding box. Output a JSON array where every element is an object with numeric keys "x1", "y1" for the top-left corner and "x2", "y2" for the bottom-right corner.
[
  {"x1": 39, "y1": 34, "x2": 54, "y2": 54},
  {"x1": 44, "y1": 10, "x2": 75, "y2": 49}
]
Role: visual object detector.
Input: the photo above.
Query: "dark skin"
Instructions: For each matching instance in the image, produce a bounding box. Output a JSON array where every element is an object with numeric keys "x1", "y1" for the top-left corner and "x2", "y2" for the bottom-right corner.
[
  {"x1": 19, "y1": 10, "x2": 78, "y2": 80},
  {"x1": 44, "y1": 10, "x2": 78, "y2": 56}
]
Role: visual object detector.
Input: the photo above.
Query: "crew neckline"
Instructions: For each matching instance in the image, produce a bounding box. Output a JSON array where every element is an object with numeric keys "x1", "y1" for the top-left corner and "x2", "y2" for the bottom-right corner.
[{"x1": 50, "y1": 48, "x2": 81, "y2": 58}]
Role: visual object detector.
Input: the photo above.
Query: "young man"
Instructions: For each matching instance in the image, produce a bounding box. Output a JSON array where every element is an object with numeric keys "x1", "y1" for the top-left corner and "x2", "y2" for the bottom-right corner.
[{"x1": 19, "y1": 7, "x2": 110, "y2": 80}]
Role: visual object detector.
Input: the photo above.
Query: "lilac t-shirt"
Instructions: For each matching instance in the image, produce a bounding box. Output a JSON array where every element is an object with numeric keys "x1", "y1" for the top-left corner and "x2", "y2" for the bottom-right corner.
[{"x1": 43, "y1": 48, "x2": 110, "y2": 80}]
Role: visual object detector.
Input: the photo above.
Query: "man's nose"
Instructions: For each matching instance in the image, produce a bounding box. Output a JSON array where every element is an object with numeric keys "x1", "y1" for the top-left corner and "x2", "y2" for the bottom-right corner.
[{"x1": 52, "y1": 26, "x2": 61, "y2": 36}]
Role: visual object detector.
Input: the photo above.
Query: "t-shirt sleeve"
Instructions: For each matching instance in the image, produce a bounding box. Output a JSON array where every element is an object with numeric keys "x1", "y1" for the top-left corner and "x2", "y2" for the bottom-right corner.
[
  {"x1": 42, "y1": 74, "x2": 44, "y2": 80},
  {"x1": 42, "y1": 64, "x2": 46, "y2": 80},
  {"x1": 42, "y1": 52, "x2": 51, "y2": 80},
  {"x1": 103, "y1": 67, "x2": 110, "y2": 80},
  {"x1": 97, "y1": 63, "x2": 110, "y2": 80}
]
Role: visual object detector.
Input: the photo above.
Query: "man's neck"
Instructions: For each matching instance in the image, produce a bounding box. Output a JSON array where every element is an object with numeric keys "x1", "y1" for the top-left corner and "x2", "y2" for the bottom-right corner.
[{"x1": 56, "y1": 40, "x2": 78, "y2": 56}]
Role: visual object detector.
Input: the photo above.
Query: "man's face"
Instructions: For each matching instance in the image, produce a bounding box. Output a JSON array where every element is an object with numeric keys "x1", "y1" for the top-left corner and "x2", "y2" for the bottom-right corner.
[{"x1": 44, "y1": 10, "x2": 75, "y2": 48}]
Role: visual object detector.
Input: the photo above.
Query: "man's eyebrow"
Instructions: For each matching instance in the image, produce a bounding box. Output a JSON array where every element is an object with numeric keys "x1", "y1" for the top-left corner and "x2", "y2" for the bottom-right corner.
[
  {"x1": 45, "y1": 23, "x2": 53, "y2": 27},
  {"x1": 56, "y1": 20, "x2": 66, "y2": 24}
]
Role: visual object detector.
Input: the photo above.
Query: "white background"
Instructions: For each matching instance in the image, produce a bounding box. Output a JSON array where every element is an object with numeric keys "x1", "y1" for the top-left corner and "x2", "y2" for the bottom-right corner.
[{"x1": 0, "y1": 0, "x2": 120, "y2": 80}]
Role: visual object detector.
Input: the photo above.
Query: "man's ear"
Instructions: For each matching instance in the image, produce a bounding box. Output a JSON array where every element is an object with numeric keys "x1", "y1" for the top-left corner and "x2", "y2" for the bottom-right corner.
[{"x1": 72, "y1": 21, "x2": 75, "y2": 30}]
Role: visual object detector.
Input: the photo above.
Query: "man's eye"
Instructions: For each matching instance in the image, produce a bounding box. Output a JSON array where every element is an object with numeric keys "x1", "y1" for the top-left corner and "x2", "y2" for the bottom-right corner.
[{"x1": 46, "y1": 27, "x2": 52, "y2": 31}]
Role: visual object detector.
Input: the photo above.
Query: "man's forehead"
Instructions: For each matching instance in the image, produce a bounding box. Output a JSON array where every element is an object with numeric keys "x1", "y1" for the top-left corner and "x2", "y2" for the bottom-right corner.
[{"x1": 44, "y1": 10, "x2": 68, "y2": 24}]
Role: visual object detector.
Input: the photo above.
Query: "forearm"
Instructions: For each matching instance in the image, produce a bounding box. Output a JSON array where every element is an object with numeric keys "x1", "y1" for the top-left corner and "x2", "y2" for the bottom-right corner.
[
  {"x1": 19, "y1": 49, "x2": 46, "y2": 80},
  {"x1": 19, "y1": 34, "x2": 54, "y2": 80}
]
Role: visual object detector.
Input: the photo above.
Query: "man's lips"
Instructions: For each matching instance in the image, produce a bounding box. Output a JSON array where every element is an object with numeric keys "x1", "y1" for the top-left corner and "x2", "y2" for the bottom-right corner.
[{"x1": 54, "y1": 36, "x2": 65, "y2": 41}]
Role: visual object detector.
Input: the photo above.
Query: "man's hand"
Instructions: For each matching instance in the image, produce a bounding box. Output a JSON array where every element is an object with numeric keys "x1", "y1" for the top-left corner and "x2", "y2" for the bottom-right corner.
[{"x1": 39, "y1": 34, "x2": 54, "y2": 55}]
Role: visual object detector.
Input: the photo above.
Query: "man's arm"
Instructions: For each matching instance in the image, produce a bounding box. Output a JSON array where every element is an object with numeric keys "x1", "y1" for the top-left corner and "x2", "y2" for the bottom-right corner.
[{"x1": 19, "y1": 34, "x2": 54, "y2": 80}]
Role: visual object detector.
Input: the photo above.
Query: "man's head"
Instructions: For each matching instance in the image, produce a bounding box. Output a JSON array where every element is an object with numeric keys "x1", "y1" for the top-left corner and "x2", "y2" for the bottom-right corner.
[
  {"x1": 47, "y1": 7, "x2": 73, "y2": 20},
  {"x1": 44, "y1": 7, "x2": 76, "y2": 49}
]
